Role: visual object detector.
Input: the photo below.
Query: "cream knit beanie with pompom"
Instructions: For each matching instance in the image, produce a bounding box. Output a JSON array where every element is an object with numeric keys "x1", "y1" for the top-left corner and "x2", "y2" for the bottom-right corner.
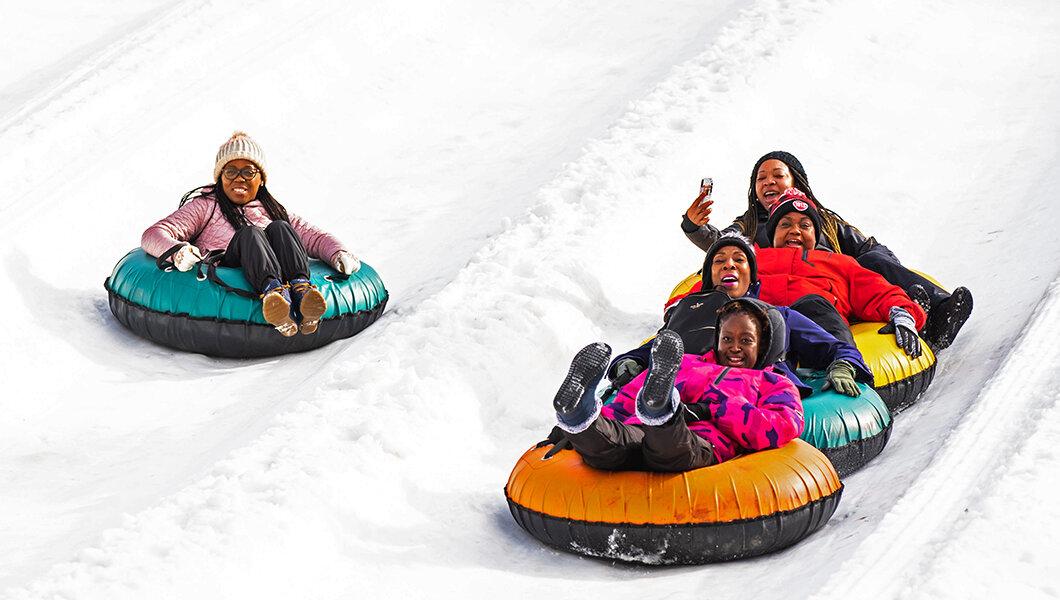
[{"x1": 213, "y1": 131, "x2": 268, "y2": 183}]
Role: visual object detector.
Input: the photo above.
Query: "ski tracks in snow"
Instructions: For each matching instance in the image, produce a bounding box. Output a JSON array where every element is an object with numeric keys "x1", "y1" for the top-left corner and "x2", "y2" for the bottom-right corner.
[
  {"x1": 813, "y1": 277, "x2": 1060, "y2": 599},
  {"x1": 5, "y1": 0, "x2": 1059, "y2": 597},
  {"x1": 0, "y1": 0, "x2": 343, "y2": 232},
  {"x1": 2, "y1": 1, "x2": 852, "y2": 597}
]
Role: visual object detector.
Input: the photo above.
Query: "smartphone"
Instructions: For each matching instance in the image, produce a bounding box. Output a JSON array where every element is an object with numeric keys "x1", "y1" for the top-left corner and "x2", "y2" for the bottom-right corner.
[{"x1": 699, "y1": 177, "x2": 713, "y2": 204}]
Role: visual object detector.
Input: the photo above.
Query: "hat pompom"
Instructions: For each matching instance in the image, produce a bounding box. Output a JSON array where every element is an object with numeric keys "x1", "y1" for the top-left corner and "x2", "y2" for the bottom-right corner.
[{"x1": 769, "y1": 188, "x2": 811, "y2": 214}]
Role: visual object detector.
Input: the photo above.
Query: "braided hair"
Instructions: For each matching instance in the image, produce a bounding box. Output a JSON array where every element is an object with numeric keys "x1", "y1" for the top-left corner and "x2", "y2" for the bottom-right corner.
[
  {"x1": 179, "y1": 178, "x2": 290, "y2": 232},
  {"x1": 737, "y1": 154, "x2": 848, "y2": 252}
]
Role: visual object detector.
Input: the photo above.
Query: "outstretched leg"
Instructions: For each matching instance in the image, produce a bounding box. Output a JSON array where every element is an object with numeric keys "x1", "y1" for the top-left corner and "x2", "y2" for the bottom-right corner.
[
  {"x1": 924, "y1": 286, "x2": 973, "y2": 351},
  {"x1": 223, "y1": 226, "x2": 283, "y2": 293},
  {"x1": 635, "y1": 329, "x2": 685, "y2": 424},
  {"x1": 789, "y1": 294, "x2": 855, "y2": 346},
  {"x1": 565, "y1": 417, "x2": 646, "y2": 471},
  {"x1": 640, "y1": 410, "x2": 718, "y2": 472},
  {"x1": 223, "y1": 226, "x2": 296, "y2": 336},
  {"x1": 554, "y1": 342, "x2": 645, "y2": 470},
  {"x1": 265, "y1": 221, "x2": 326, "y2": 334},
  {"x1": 856, "y1": 249, "x2": 951, "y2": 308},
  {"x1": 554, "y1": 343, "x2": 612, "y2": 432}
]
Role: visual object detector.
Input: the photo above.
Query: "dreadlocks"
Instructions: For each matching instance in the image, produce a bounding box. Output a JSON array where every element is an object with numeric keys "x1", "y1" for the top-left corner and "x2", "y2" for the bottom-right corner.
[{"x1": 737, "y1": 158, "x2": 850, "y2": 252}]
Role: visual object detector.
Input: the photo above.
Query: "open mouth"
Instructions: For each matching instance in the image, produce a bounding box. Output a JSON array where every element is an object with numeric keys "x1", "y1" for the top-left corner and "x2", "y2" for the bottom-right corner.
[
  {"x1": 723, "y1": 354, "x2": 746, "y2": 367},
  {"x1": 720, "y1": 273, "x2": 739, "y2": 286}
]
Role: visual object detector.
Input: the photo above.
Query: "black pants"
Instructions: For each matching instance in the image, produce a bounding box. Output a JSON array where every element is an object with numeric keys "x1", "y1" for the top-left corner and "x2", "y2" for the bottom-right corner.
[
  {"x1": 568, "y1": 411, "x2": 718, "y2": 472},
  {"x1": 790, "y1": 294, "x2": 856, "y2": 346},
  {"x1": 222, "y1": 221, "x2": 310, "y2": 293},
  {"x1": 857, "y1": 249, "x2": 950, "y2": 309}
]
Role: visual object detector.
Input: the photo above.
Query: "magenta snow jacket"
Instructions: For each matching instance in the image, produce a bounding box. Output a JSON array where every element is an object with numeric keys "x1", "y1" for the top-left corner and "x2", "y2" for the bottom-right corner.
[
  {"x1": 140, "y1": 193, "x2": 347, "y2": 262},
  {"x1": 601, "y1": 352, "x2": 804, "y2": 463}
]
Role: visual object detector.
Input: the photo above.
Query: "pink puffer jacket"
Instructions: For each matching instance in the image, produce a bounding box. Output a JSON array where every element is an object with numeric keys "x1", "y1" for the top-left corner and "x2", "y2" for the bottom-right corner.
[
  {"x1": 601, "y1": 352, "x2": 804, "y2": 463},
  {"x1": 140, "y1": 193, "x2": 346, "y2": 262}
]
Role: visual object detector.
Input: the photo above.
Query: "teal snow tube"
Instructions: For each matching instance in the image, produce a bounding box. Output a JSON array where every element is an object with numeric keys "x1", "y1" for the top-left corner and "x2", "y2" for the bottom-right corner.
[
  {"x1": 798, "y1": 369, "x2": 892, "y2": 477},
  {"x1": 104, "y1": 248, "x2": 388, "y2": 357}
]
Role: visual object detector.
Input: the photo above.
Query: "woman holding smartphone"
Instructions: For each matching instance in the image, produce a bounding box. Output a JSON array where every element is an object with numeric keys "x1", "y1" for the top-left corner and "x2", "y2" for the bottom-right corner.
[{"x1": 680, "y1": 150, "x2": 972, "y2": 351}]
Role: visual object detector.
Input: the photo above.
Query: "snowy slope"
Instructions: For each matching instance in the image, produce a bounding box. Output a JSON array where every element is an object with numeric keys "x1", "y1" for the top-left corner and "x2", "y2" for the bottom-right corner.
[{"x1": 1, "y1": 0, "x2": 1058, "y2": 598}]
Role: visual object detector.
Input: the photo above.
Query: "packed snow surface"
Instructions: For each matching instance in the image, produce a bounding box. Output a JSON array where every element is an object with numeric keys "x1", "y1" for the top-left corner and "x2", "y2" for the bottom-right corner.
[{"x1": 1, "y1": 1, "x2": 1058, "y2": 598}]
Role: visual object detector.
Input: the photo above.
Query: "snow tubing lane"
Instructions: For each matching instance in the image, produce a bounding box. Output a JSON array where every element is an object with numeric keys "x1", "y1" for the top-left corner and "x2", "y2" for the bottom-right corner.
[
  {"x1": 505, "y1": 439, "x2": 842, "y2": 565},
  {"x1": 797, "y1": 369, "x2": 892, "y2": 477},
  {"x1": 668, "y1": 271, "x2": 935, "y2": 414},
  {"x1": 104, "y1": 248, "x2": 388, "y2": 358}
]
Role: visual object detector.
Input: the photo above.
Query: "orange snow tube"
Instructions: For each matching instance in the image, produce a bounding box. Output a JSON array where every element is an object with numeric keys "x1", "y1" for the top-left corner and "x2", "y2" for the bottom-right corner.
[{"x1": 504, "y1": 439, "x2": 842, "y2": 565}]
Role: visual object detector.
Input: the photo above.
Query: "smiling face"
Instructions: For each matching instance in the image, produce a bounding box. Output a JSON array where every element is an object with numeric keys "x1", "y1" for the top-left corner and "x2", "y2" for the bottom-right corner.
[
  {"x1": 717, "y1": 311, "x2": 760, "y2": 368},
  {"x1": 772, "y1": 213, "x2": 816, "y2": 250},
  {"x1": 220, "y1": 159, "x2": 262, "y2": 205},
  {"x1": 709, "y1": 246, "x2": 752, "y2": 298},
  {"x1": 755, "y1": 159, "x2": 795, "y2": 210}
]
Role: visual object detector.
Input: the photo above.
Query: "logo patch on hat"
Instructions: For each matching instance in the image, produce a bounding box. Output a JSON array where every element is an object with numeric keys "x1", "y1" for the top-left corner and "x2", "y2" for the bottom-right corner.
[{"x1": 792, "y1": 199, "x2": 809, "y2": 211}]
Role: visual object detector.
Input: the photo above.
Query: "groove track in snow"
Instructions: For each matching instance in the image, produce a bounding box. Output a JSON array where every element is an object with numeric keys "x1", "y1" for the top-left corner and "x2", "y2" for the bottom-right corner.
[{"x1": 814, "y1": 277, "x2": 1060, "y2": 599}]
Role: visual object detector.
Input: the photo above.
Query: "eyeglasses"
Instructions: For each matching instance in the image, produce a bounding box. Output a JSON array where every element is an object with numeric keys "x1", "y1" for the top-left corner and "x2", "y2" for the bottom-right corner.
[{"x1": 221, "y1": 167, "x2": 260, "y2": 180}]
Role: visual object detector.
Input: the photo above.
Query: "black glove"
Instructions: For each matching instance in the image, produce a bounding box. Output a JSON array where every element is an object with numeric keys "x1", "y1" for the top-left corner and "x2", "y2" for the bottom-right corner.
[
  {"x1": 821, "y1": 360, "x2": 859, "y2": 397},
  {"x1": 878, "y1": 307, "x2": 921, "y2": 358}
]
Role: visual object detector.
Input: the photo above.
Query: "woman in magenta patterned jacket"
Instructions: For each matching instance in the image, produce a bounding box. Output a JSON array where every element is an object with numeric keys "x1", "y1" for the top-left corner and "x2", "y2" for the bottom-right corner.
[
  {"x1": 141, "y1": 132, "x2": 361, "y2": 337},
  {"x1": 552, "y1": 298, "x2": 803, "y2": 471}
]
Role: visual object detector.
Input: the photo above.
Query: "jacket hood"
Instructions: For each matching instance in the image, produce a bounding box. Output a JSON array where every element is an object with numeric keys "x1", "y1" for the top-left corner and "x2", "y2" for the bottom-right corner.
[{"x1": 713, "y1": 297, "x2": 787, "y2": 370}]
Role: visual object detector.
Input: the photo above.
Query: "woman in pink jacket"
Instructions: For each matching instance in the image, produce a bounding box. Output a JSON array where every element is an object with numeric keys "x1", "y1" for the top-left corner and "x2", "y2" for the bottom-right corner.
[
  {"x1": 551, "y1": 298, "x2": 803, "y2": 471},
  {"x1": 141, "y1": 132, "x2": 361, "y2": 337}
]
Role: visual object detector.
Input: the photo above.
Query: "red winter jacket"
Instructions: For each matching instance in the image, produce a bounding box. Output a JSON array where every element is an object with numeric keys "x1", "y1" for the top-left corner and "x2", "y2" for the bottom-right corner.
[
  {"x1": 668, "y1": 247, "x2": 926, "y2": 329},
  {"x1": 755, "y1": 247, "x2": 926, "y2": 329}
]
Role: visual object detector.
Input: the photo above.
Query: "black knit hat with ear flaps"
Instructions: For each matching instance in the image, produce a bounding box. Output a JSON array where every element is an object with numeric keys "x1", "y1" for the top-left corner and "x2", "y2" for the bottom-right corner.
[
  {"x1": 713, "y1": 297, "x2": 787, "y2": 370},
  {"x1": 702, "y1": 233, "x2": 758, "y2": 287}
]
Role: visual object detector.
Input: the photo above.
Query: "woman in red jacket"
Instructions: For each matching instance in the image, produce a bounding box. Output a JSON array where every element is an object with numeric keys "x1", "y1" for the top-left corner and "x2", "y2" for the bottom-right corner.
[{"x1": 756, "y1": 188, "x2": 928, "y2": 358}]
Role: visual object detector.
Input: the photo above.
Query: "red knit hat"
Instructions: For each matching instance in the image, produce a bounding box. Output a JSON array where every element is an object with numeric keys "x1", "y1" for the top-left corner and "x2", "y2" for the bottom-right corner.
[{"x1": 764, "y1": 188, "x2": 822, "y2": 244}]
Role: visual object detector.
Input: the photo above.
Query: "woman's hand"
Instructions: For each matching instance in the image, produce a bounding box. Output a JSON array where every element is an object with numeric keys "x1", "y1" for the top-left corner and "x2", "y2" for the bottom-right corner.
[
  {"x1": 822, "y1": 360, "x2": 859, "y2": 397},
  {"x1": 685, "y1": 190, "x2": 713, "y2": 226},
  {"x1": 332, "y1": 251, "x2": 361, "y2": 275},
  {"x1": 878, "y1": 307, "x2": 922, "y2": 358},
  {"x1": 173, "y1": 244, "x2": 203, "y2": 272}
]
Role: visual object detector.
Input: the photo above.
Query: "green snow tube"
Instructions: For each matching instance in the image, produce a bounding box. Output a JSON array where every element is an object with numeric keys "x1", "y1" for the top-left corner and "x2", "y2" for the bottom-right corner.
[
  {"x1": 798, "y1": 369, "x2": 892, "y2": 477},
  {"x1": 105, "y1": 248, "x2": 388, "y2": 357}
]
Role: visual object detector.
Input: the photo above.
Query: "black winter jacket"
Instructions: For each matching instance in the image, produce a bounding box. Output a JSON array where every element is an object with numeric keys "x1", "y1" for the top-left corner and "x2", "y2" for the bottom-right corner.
[{"x1": 681, "y1": 204, "x2": 897, "y2": 261}]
